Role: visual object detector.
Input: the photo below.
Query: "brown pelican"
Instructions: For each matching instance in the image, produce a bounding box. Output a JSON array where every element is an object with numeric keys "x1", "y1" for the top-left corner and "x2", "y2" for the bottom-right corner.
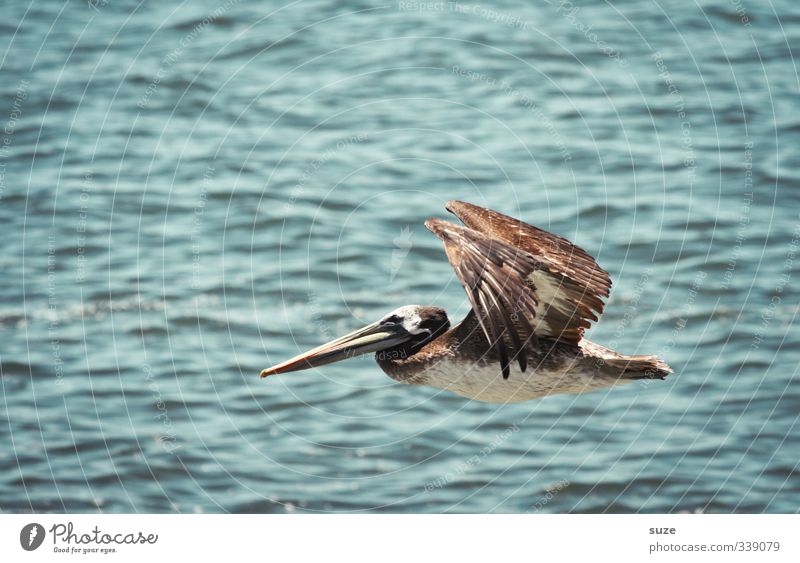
[{"x1": 260, "y1": 201, "x2": 671, "y2": 403}]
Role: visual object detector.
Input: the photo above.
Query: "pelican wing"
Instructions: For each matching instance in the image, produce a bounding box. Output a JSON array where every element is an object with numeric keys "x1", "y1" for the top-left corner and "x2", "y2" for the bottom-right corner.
[
  {"x1": 425, "y1": 203, "x2": 610, "y2": 378},
  {"x1": 444, "y1": 200, "x2": 611, "y2": 298}
]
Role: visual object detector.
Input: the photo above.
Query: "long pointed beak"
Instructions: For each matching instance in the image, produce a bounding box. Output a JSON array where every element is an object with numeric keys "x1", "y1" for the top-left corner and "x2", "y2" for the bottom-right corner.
[{"x1": 260, "y1": 321, "x2": 411, "y2": 378}]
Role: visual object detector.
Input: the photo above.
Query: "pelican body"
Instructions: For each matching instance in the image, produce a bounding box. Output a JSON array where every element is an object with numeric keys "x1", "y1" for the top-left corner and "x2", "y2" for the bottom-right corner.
[{"x1": 261, "y1": 201, "x2": 671, "y2": 403}]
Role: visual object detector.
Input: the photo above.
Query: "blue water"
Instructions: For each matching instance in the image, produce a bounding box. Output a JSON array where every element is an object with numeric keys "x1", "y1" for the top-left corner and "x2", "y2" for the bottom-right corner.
[{"x1": 1, "y1": 0, "x2": 798, "y2": 513}]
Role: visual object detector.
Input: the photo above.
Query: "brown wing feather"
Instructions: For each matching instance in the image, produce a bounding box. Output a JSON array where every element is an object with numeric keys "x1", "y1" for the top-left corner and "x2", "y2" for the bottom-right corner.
[
  {"x1": 444, "y1": 200, "x2": 611, "y2": 300},
  {"x1": 426, "y1": 204, "x2": 610, "y2": 377}
]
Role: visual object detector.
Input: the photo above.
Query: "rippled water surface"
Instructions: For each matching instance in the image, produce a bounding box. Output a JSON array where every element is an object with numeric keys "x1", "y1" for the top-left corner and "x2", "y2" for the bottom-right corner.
[{"x1": 1, "y1": 0, "x2": 799, "y2": 513}]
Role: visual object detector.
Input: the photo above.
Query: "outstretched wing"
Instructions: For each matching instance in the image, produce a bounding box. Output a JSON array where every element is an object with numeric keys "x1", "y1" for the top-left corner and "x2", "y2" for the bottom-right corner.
[
  {"x1": 445, "y1": 200, "x2": 611, "y2": 297},
  {"x1": 425, "y1": 201, "x2": 611, "y2": 378}
]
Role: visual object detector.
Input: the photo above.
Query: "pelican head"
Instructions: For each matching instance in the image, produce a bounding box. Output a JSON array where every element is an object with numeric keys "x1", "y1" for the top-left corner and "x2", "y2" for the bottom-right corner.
[{"x1": 260, "y1": 305, "x2": 450, "y2": 377}]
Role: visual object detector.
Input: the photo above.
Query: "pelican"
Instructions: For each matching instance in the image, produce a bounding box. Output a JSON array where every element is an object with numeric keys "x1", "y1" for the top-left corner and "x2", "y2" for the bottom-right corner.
[{"x1": 260, "y1": 201, "x2": 671, "y2": 403}]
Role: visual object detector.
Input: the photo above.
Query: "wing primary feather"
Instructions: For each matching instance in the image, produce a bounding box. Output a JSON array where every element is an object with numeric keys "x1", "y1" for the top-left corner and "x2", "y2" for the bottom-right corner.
[
  {"x1": 482, "y1": 271, "x2": 536, "y2": 369},
  {"x1": 475, "y1": 286, "x2": 511, "y2": 379},
  {"x1": 478, "y1": 254, "x2": 527, "y2": 372},
  {"x1": 471, "y1": 285, "x2": 508, "y2": 376},
  {"x1": 478, "y1": 267, "x2": 530, "y2": 372},
  {"x1": 480, "y1": 284, "x2": 525, "y2": 374}
]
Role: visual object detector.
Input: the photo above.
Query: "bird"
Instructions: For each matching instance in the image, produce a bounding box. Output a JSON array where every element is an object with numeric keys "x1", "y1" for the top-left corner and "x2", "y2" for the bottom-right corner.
[{"x1": 260, "y1": 200, "x2": 671, "y2": 403}]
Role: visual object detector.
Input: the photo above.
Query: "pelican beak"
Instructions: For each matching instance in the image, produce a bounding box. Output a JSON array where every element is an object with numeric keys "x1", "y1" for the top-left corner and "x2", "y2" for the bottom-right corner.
[{"x1": 260, "y1": 320, "x2": 411, "y2": 378}]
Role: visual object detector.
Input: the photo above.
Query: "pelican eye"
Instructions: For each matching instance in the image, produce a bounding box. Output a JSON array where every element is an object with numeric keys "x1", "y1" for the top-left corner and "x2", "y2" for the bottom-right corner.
[{"x1": 382, "y1": 314, "x2": 402, "y2": 325}]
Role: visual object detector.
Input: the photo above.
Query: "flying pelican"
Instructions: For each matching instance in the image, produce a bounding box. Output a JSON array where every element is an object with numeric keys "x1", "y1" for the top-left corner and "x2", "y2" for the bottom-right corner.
[{"x1": 260, "y1": 201, "x2": 671, "y2": 403}]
